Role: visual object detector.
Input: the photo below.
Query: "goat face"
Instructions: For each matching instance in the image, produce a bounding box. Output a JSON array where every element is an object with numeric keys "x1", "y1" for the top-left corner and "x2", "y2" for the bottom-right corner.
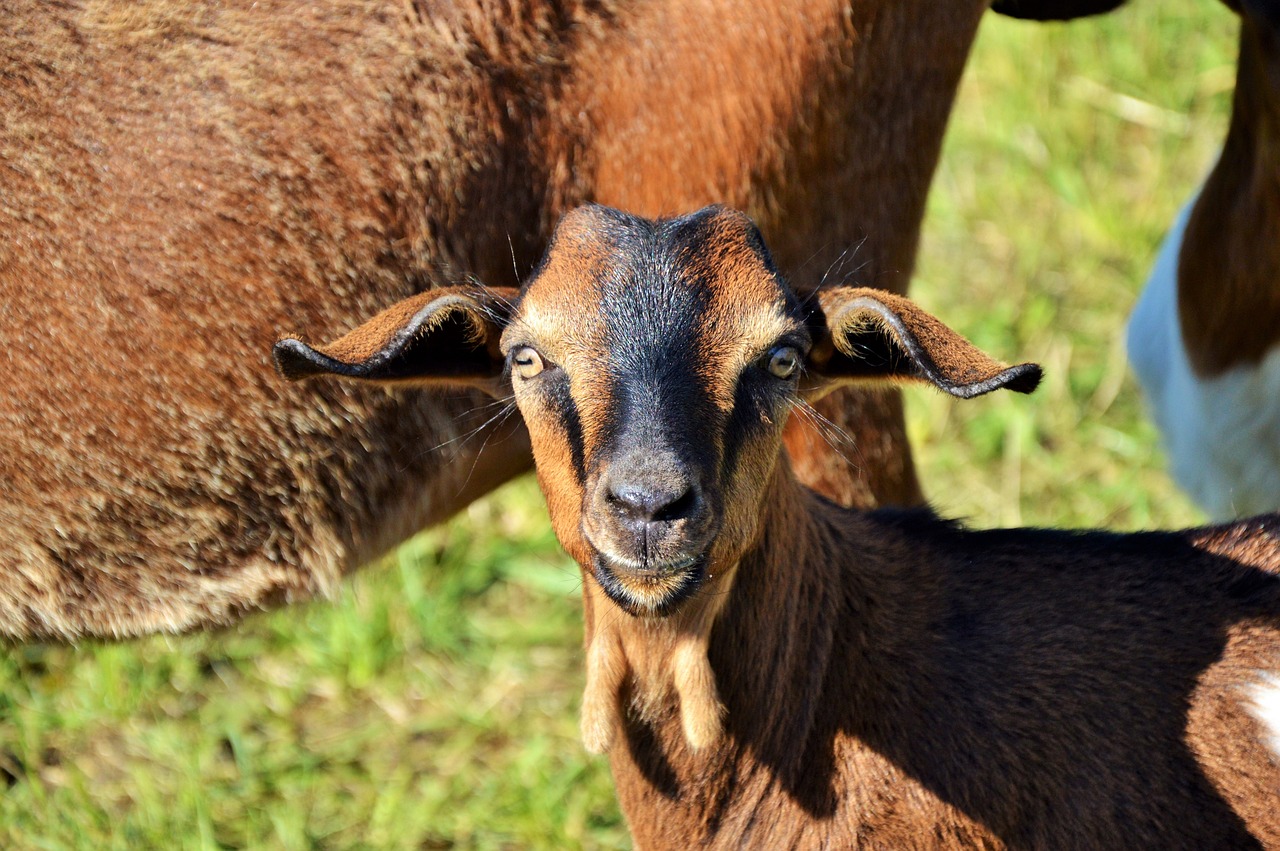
[
  {"x1": 274, "y1": 204, "x2": 1040, "y2": 619},
  {"x1": 499, "y1": 205, "x2": 810, "y2": 615}
]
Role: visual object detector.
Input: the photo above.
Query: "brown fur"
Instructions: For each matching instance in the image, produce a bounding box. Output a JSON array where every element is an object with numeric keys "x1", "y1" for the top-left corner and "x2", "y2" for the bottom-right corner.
[
  {"x1": 1179, "y1": 0, "x2": 1280, "y2": 375},
  {"x1": 0, "y1": 0, "x2": 1014, "y2": 639},
  {"x1": 607, "y1": 490, "x2": 1280, "y2": 848},
  {"x1": 280, "y1": 205, "x2": 1280, "y2": 848}
]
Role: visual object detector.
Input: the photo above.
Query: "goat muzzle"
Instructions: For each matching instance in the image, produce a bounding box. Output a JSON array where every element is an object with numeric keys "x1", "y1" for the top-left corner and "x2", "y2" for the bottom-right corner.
[{"x1": 582, "y1": 458, "x2": 718, "y2": 615}]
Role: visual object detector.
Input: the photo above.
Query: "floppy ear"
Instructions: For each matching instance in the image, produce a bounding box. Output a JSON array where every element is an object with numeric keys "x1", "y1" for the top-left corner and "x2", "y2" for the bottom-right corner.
[
  {"x1": 272, "y1": 286, "x2": 519, "y2": 394},
  {"x1": 803, "y1": 287, "x2": 1042, "y2": 398}
]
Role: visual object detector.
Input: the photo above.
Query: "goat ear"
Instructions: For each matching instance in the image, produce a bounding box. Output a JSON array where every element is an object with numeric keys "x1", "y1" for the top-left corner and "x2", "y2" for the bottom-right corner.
[
  {"x1": 804, "y1": 287, "x2": 1042, "y2": 398},
  {"x1": 272, "y1": 286, "x2": 518, "y2": 394}
]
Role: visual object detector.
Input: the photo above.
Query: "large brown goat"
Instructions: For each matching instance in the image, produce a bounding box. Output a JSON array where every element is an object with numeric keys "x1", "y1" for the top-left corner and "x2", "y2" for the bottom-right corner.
[
  {"x1": 279, "y1": 204, "x2": 1280, "y2": 849},
  {"x1": 0, "y1": 0, "x2": 1123, "y2": 640}
]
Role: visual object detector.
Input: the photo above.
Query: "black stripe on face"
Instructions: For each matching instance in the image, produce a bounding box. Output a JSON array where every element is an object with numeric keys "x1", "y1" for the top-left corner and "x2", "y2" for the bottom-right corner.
[
  {"x1": 720, "y1": 375, "x2": 763, "y2": 487},
  {"x1": 598, "y1": 366, "x2": 720, "y2": 476},
  {"x1": 544, "y1": 371, "x2": 587, "y2": 486},
  {"x1": 593, "y1": 221, "x2": 721, "y2": 471}
]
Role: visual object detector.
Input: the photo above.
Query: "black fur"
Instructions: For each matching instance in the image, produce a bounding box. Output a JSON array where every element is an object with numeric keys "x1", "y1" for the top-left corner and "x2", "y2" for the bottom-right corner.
[{"x1": 990, "y1": 0, "x2": 1129, "y2": 21}]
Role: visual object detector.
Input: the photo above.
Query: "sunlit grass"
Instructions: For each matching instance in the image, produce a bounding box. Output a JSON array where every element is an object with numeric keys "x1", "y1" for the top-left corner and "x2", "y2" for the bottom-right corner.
[
  {"x1": 909, "y1": 3, "x2": 1231, "y2": 531},
  {"x1": 0, "y1": 3, "x2": 1238, "y2": 847}
]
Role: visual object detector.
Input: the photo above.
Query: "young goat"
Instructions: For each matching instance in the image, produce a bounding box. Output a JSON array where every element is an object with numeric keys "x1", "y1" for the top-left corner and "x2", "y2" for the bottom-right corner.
[{"x1": 276, "y1": 205, "x2": 1280, "y2": 848}]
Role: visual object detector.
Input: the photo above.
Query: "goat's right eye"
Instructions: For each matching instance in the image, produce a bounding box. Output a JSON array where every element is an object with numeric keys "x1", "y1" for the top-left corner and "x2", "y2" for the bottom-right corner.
[{"x1": 511, "y1": 346, "x2": 546, "y2": 380}]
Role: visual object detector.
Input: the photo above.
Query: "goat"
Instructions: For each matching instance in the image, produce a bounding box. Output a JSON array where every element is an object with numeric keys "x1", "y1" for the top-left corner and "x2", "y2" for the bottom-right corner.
[
  {"x1": 1128, "y1": 0, "x2": 1280, "y2": 519},
  {"x1": 278, "y1": 204, "x2": 1280, "y2": 849},
  {"x1": 0, "y1": 0, "x2": 1125, "y2": 640}
]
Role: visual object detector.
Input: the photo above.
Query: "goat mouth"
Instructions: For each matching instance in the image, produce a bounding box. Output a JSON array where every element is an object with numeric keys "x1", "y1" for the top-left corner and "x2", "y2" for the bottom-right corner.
[{"x1": 591, "y1": 552, "x2": 708, "y2": 617}]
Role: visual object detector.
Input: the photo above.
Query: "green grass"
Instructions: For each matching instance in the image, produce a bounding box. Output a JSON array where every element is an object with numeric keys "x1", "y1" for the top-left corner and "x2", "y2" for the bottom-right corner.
[
  {"x1": 0, "y1": 484, "x2": 618, "y2": 850},
  {"x1": 910, "y1": 2, "x2": 1232, "y2": 531},
  {"x1": 0, "y1": 4, "x2": 1239, "y2": 847}
]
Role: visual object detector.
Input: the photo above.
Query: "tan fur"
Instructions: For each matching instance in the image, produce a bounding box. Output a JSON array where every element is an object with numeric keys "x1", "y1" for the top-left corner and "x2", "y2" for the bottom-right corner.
[
  {"x1": 810, "y1": 288, "x2": 1041, "y2": 396},
  {"x1": 281, "y1": 205, "x2": 1280, "y2": 846},
  {"x1": 581, "y1": 622, "x2": 627, "y2": 754},
  {"x1": 671, "y1": 636, "x2": 725, "y2": 751}
]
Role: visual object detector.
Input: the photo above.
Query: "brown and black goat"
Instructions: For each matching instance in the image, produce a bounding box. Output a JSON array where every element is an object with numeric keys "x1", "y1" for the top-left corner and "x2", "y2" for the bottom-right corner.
[
  {"x1": 279, "y1": 204, "x2": 1280, "y2": 849},
  {"x1": 0, "y1": 0, "x2": 1125, "y2": 640}
]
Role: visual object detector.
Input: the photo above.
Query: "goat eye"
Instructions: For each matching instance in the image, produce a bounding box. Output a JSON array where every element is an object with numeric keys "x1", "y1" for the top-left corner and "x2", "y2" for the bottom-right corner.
[
  {"x1": 764, "y1": 346, "x2": 801, "y2": 380},
  {"x1": 511, "y1": 346, "x2": 546, "y2": 380}
]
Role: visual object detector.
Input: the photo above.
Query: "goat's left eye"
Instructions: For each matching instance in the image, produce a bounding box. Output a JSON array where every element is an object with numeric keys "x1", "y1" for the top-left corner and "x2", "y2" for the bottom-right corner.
[{"x1": 764, "y1": 346, "x2": 801, "y2": 380}]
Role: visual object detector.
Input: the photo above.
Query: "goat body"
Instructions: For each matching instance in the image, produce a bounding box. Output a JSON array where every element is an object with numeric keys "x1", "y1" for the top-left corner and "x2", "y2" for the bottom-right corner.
[
  {"x1": 604, "y1": 489, "x2": 1280, "y2": 848},
  {"x1": 279, "y1": 204, "x2": 1280, "y2": 848}
]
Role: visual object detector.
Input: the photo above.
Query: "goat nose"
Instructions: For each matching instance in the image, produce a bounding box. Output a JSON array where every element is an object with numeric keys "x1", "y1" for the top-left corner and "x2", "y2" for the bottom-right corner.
[{"x1": 607, "y1": 480, "x2": 700, "y2": 525}]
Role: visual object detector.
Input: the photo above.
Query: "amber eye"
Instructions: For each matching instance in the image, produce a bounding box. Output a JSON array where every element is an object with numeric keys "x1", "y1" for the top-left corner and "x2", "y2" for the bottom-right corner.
[
  {"x1": 764, "y1": 346, "x2": 801, "y2": 380},
  {"x1": 511, "y1": 346, "x2": 546, "y2": 380}
]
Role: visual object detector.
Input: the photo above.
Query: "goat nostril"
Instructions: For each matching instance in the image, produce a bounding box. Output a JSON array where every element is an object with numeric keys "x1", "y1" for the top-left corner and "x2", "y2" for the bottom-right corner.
[
  {"x1": 607, "y1": 483, "x2": 699, "y2": 524},
  {"x1": 653, "y1": 486, "x2": 697, "y2": 522}
]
